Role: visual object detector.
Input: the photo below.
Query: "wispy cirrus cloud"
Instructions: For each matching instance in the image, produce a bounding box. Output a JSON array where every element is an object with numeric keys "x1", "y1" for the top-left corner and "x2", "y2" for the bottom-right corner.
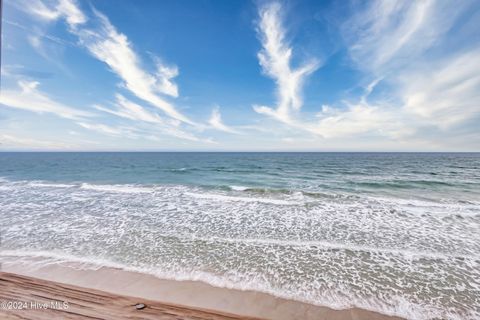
[
  {"x1": 92, "y1": 94, "x2": 209, "y2": 142},
  {"x1": 400, "y1": 48, "x2": 480, "y2": 128},
  {"x1": 76, "y1": 121, "x2": 163, "y2": 142},
  {"x1": 208, "y1": 106, "x2": 240, "y2": 134},
  {"x1": 310, "y1": 102, "x2": 412, "y2": 139},
  {"x1": 74, "y1": 9, "x2": 192, "y2": 124},
  {"x1": 338, "y1": 0, "x2": 480, "y2": 131},
  {"x1": 4, "y1": 19, "x2": 72, "y2": 46},
  {"x1": 11, "y1": 0, "x2": 479, "y2": 150},
  {"x1": 251, "y1": 2, "x2": 404, "y2": 139},
  {"x1": 23, "y1": 0, "x2": 86, "y2": 26},
  {"x1": 77, "y1": 117, "x2": 210, "y2": 143},
  {"x1": 0, "y1": 80, "x2": 92, "y2": 120},
  {"x1": 21, "y1": 0, "x2": 193, "y2": 125},
  {"x1": 253, "y1": 2, "x2": 319, "y2": 123},
  {"x1": 13, "y1": 0, "x2": 222, "y2": 145},
  {"x1": 27, "y1": 33, "x2": 74, "y2": 75},
  {"x1": 17, "y1": 0, "x2": 222, "y2": 144},
  {"x1": 252, "y1": 0, "x2": 479, "y2": 143},
  {"x1": 94, "y1": 94, "x2": 164, "y2": 125},
  {"x1": 76, "y1": 122, "x2": 125, "y2": 137},
  {"x1": 341, "y1": 0, "x2": 466, "y2": 74}
]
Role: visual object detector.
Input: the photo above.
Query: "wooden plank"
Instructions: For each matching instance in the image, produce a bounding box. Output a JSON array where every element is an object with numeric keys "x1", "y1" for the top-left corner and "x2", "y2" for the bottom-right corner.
[{"x1": 0, "y1": 272, "x2": 263, "y2": 320}]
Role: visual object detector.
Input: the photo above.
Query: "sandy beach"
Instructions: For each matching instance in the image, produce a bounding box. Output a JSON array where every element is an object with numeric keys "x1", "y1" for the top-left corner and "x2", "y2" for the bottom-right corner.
[{"x1": 0, "y1": 260, "x2": 403, "y2": 320}]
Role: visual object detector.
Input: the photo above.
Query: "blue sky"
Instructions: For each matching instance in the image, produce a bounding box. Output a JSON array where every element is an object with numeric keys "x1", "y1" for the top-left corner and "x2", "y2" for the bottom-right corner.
[{"x1": 1, "y1": 0, "x2": 479, "y2": 151}]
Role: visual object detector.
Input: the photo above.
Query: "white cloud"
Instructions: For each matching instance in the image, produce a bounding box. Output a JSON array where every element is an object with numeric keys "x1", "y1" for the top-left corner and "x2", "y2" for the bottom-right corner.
[
  {"x1": 316, "y1": 0, "x2": 480, "y2": 139},
  {"x1": 161, "y1": 127, "x2": 211, "y2": 143},
  {"x1": 20, "y1": 0, "x2": 210, "y2": 143},
  {"x1": 76, "y1": 119, "x2": 210, "y2": 143},
  {"x1": 0, "y1": 80, "x2": 92, "y2": 120},
  {"x1": 253, "y1": 2, "x2": 319, "y2": 123},
  {"x1": 5, "y1": 18, "x2": 73, "y2": 47},
  {"x1": 21, "y1": 0, "x2": 86, "y2": 26},
  {"x1": 342, "y1": 0, "x2": 465, "y2": 74},
  {"x1": 339, "y1": 0, "x2": 480, "y2": 131},
  {"x1": 208, "y1": 106, "x2": 240, "y2": 134},
  {"x1": 154, "y1": 58, "x2": 179, "y2": 98},
  {"x1": 74, "y1": 9, "x2": 192, "y2": 124},
  {"x1": 94, "y1": 94, "x2": 164, "y2": 124},
  {"x1": 77, "y1": 122, "x2": 125, "y2": 136},
  {"x1": 251, "y1": 2, "x2": 411, "y2": 140},
  {"x1": 310, "y1": 102, "x2": 412, "y2": 139},
  {"x1": 22, "y1": 0, "x2": 193, "y2": 125},
  {"x1": 23, "y1": 0, "x2": 62, "y2": 22},
  {"x1": 57, "y1": 0, "x2": 87, "y2": 26},
  {"x1": 401, "y1": 49, "x2": 480, "y2": 128},
  {"x1": 93, "y1": 95, "x2": 207, "y2": 142},
  {"x1": 16, "y1": 0, "x2": 478, "y2": 150}
]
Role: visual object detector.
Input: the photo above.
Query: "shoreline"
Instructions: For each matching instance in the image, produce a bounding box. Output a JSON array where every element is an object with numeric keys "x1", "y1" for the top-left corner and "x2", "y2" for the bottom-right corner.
[{"x1": 0, "y1": 257, "x2": 403, "y2": 320}]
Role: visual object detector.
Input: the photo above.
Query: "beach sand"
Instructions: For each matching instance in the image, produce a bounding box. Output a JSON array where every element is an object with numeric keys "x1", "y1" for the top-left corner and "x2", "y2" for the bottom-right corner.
[{"x1": 0, "y1": 259, "x2": 403, "y2": 320}]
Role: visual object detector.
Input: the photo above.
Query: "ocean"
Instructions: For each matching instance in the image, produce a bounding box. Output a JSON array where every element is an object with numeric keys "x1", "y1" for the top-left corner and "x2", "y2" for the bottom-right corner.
[{"x1": 0, "y1": 152, "x2": 479, "y2": 319}]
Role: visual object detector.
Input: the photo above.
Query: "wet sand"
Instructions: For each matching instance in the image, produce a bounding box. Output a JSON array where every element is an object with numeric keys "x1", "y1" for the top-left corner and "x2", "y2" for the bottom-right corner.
[{"x1": 0, "y1": 260, "x2": 403, "y2": 320}]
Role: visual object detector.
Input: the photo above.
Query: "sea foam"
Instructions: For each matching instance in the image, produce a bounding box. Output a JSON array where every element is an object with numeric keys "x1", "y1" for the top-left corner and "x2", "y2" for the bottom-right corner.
[{"x1": 0, "y1": 163, "x2": 479, "y2": 320}]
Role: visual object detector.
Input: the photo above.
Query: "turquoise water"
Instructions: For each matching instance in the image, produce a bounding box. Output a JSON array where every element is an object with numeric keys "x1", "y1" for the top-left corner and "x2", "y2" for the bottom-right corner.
[{"x1": 0, "y1": 152, "x2": 479, "y2": 319}]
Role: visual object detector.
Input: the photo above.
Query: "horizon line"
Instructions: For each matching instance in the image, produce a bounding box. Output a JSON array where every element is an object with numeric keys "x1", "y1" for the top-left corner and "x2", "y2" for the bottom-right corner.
[{"x1": 1, "y1": 150, "x2": 479, "y2": 153}]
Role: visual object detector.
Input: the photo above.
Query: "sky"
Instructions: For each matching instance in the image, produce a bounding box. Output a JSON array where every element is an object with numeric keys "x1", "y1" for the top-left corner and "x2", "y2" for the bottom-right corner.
[{"x1": 1, "y1": 0, "x2": 479, "y2": 151}]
